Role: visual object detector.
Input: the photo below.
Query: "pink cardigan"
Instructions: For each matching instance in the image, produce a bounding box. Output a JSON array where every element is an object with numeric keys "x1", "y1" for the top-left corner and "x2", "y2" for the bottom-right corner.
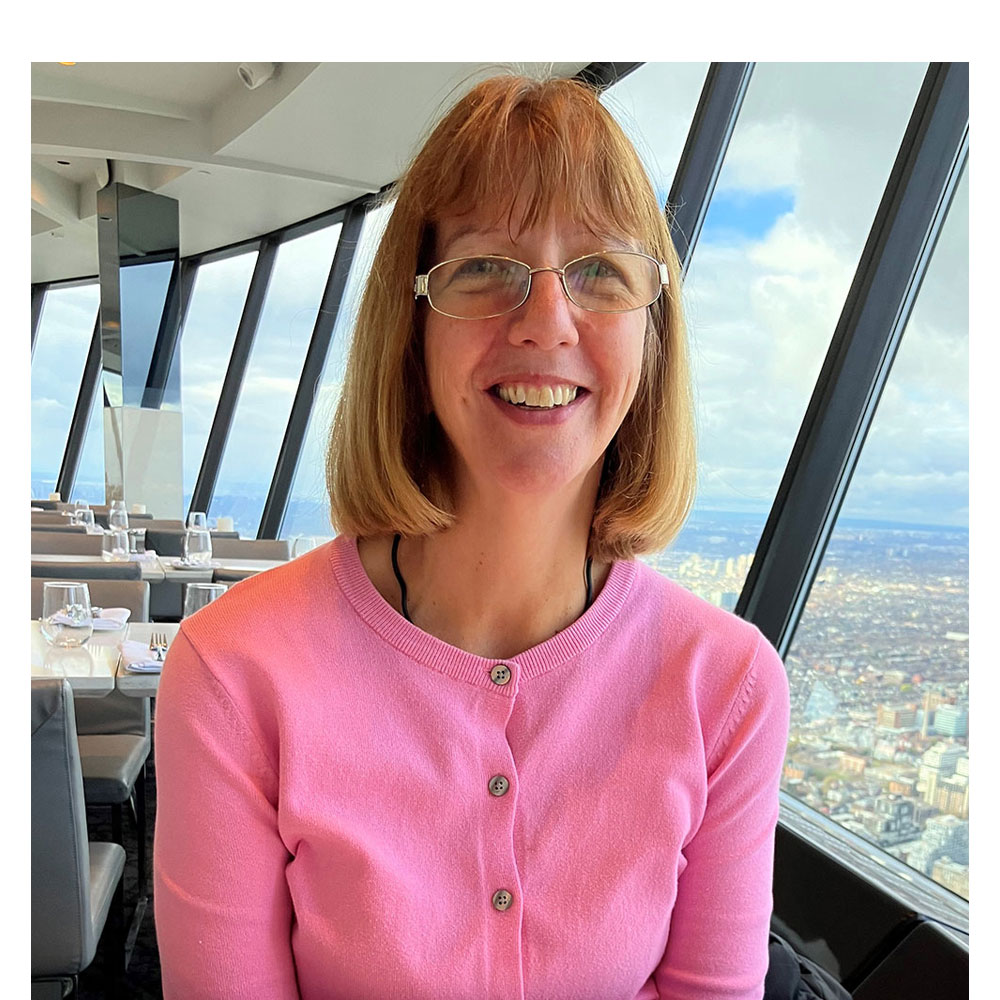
[{"x1": 154, "y1": 535, "x2": 789, "y2": 999}]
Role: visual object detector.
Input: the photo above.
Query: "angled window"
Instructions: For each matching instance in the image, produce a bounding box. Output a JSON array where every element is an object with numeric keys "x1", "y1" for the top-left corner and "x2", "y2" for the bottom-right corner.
[
  {"x1": 650, "y1": 62, "x2": 929, "y2": 605},
  {"x1": 281, "y1": 202, "x2": 394, "y2": 540},
  {"x1": 209, "y1": 224, "x2": 341, "y2": 536},
  {"x1": 72, "y1": 386, "x2": 107, "y2": 504},
  {"x1": 30, "y1": 282, "x2": 99, "y2": 499},
  {"x1": 600, "y1": 62, "x2": 709, "y2": 206},
  {"x1": 178, "y1": 250, "x2": 258, "y2": 512},
  {"x1": 783, "y1": 167, "x2": 968, "y2": 901}
]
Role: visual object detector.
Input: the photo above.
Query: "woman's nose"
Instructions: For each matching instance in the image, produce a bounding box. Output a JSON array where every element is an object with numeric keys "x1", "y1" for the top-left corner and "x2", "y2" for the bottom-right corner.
[{"x1": 506, "y1": 270, "x2": 580, "y2": 349}]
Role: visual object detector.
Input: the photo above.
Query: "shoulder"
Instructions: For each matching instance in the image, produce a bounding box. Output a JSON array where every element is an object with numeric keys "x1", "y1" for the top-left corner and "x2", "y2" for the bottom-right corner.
[{"x1": 622, "y1": 558, "x2": 789, "y2": 749}]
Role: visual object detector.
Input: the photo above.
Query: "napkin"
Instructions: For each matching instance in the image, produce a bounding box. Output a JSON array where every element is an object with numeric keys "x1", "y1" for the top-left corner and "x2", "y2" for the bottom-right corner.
[
  {"x1": 119, "y1": 638, "x2": 164, "y2": 673},
  {"x1": 49, "y1": 607, "x2": 131, "y2": 631}
]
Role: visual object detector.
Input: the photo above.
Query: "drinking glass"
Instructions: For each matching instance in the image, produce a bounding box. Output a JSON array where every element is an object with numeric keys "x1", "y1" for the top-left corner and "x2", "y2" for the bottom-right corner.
[
  {"x1": 101, "y1": 528, "x2": 130, "y2": 561},
  {"x1": 109, "y1": 500, "x2": 129, "y2": 531},
  {"x1": 183, "y1": 582, "x2": 228, "y2": 618},
  {"x1": 40, "y1": 581, "x2": 94, "y2": 647},
  {"x1": 187, "y1": 511, "x2": 208, "y2": 530},
  {"x1": 77, "y1": 508, "x2": 97, "y2": 533},
  {"x1": 183, "y1": 528, "x2": 213, "y2": 566},
  {"x1": 292, "y1": 535, "x2": 318, "y2": 558}
]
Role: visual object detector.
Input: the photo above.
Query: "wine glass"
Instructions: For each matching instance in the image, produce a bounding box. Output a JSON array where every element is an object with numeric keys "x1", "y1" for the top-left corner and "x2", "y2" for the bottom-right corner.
[
  {"x1": 187, "y1": 511, "x2": 208, "y2": 530},
  {"x1": 40, "y1": 581, "x2": 94, "y2": 647},
  {"x1": 77, "y1": 508, "x2": 97, "y2": 533},
  {"x1": 183, "y1": 582, "x2": 228, "y2": 618},
  {"x1": 183, "y1": 528, "x2": 213, "y2": 566}
]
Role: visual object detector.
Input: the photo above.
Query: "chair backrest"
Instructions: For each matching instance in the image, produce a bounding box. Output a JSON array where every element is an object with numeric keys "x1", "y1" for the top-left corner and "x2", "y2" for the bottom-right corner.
[
  {"x1": 30, "y1": 499, "x2": 61, "y2": 510},
  {"x1": 30, "y1": 579, "x2": 150, "y2": 621},
  {"x1": 31, "y1": 531, "x2": 104, "y2": 556},
  {"x1": 31, "y1": 512, "x2": 73, "y2": 525},
  {"x1": 144, "y1": 528, "x2": 239, "y2": 557},
  {"x1": 31, "y1": 561, "x2": 142, "y2": 580},
  {"x1": 212, "y1": 567, "x2": 256, "y2": 584},
  {"x1": 75, "y1": 687, "x2": 151, "y2": 737},
  {"x1": 210, "y1": 537, "x2": 291, "y2": 560},
  {"x1": 30, "y1": 521, "x2": 87, "y2": 534},
  {"x1": 31, "y1": 679, "x2": 97, "y2": 975}
]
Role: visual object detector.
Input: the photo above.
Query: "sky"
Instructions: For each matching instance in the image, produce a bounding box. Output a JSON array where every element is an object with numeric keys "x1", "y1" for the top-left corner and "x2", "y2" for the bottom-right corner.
[{"x1": 30, "y1": 62, "x2": 969, "y2": 535}]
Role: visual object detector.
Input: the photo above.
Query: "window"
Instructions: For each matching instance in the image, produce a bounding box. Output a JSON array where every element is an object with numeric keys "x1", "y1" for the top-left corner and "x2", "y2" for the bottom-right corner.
[
  {"x1": 30, "y1": 282, "x2": 99, "y2": 499},
  {"x1": 783, "y1": 167, "x2": 968, "y2": 900},
  {"x1": 209, "y1": 224, "x2": 341, "y2": 536},
  {"x1": 281, "y1": 203, "x2": 394, "y2": 540},
  {"x1": 600, "y1": 62, "x2": 709, "y2": 207},
  {"x1": 72, "y1": 386, "x2": 106, "y2": 504},
  {"x1": 648, "y1": 62, "x2": 929, "y2": 606},
  {"x1": 178, "y1": 250, "x2": 258, "y2": 512}
]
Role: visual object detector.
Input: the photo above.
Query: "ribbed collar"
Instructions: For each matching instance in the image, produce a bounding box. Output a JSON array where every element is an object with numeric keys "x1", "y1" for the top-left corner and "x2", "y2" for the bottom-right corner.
[{"x1": 327, "y1": 535, "x2": 637, "y2": 694}]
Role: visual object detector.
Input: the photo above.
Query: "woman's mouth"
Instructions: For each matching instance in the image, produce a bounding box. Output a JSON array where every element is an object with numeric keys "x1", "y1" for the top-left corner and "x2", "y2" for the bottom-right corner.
[{"x1": 491, "y1": 383, "x2": 583, "y2": 409}]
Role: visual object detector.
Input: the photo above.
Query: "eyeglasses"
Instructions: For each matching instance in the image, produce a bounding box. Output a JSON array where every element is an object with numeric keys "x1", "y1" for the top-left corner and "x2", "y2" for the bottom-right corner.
[{"x1": 414, "y1": 251, "x2": 669, "y2": 320}]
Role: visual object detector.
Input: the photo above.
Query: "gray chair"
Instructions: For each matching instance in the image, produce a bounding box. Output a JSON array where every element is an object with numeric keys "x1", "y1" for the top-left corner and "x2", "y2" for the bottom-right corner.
[
  {"x1": 32, "y1": 561, "x2": 142, "y2": 580},
  {"x1": 31, "y1": 512, "x2": 75, "y2": 525},
  {"x1": 31, "y1": 531, "x2": 105, "y2": 556},
  {"x1": 31, "y1": 499, "x2": 61, "y2": 510},
  {"x1": 210, "y1": 537, "x2": 291, "y2": 560},
  {"x1": 212, "y1": 567, "x2": 256, "y2": 585},
  {"x1": 30, "y1": 522, "x2": 88, "y2": 534},
  {"x1": 144, "y1": 528, "x2": 239, "y2": 557},
  {"x1": 32, "y1": 679, "x2": 125, "y2": 996},
  {"x1": 30, "y1": 579, "x2": 150, "y2": 620},
  {"x1": 31, "y1": 577, "x2": 153, "y2": 896}
]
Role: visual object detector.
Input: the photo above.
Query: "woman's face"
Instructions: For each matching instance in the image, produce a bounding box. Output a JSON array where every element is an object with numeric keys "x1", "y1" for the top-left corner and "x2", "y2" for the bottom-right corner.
[{"x1": 422, "y1": 206, "x2": 648, "y2": 506}]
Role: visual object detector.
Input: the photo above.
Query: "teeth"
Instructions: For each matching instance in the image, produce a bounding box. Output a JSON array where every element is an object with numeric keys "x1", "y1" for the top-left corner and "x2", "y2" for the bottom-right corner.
[{"x1": 496, "y1": 383, "x2": 579, "y2": 408}]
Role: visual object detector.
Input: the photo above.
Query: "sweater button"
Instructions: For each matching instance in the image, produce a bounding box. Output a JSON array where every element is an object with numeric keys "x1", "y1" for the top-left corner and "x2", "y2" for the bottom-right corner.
[
  {"x1": 488, "y1": 774, "x2": 510, "y2": 797},
  {"x1": 490, "y1": 663, "x2": 512, "y2": 686},
  {"x1": 492, "y1": 889, "x2": 513, "y2": 911}
]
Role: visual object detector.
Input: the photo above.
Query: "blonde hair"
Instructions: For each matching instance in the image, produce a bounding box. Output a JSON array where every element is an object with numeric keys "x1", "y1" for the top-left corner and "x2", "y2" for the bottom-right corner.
[{"x1": 327, "y1": 73, "x2": 696, "y2": 561}]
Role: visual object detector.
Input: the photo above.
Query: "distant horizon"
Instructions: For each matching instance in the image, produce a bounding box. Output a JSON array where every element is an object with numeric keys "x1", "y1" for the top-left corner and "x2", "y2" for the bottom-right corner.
[{"x1": 32, "y1": 475, "x2": 970, "y2": 536}]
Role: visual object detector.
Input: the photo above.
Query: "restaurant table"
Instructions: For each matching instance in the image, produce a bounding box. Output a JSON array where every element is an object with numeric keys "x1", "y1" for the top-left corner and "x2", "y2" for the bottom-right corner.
[
  {"x1": 31, "y1": 619, "x2": 181, "y2": 697},
  {"x1": 115, "y1": 621, "x2": 180, "y2": 697},
  {"x1": 30, "y1": 620, "x2": 117, "y2": 695},
  {"x1": 156, "y1": 556, "x2": 287, "y2": 582}
]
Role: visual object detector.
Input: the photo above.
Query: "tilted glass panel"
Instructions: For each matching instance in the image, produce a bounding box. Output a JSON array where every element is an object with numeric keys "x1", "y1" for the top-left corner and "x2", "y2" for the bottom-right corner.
[
  {"x1": 209, "y1": 223, "x2": 342, "y2": 536},
  {"x1": 72, "y1": 385, "x2": 106, "y2": 504},
  {"x1": 783, "y1": 167, "x2": 968, "y2": 901},
  {"x1": 281, "y1": 202, "x2": 394, "y2": 541},
  {"x1": 30, "y1": 283, "x2": 99, "y2": 499},
  {"x1": 645, "y1": 62, "x2": 929, "y2": 606},
  {"x1": 600, "y1": 62, "x2": 709, "y2": 210},
  {"x1": 178, "y1": 250, "x2": 257, "y2": 513}
]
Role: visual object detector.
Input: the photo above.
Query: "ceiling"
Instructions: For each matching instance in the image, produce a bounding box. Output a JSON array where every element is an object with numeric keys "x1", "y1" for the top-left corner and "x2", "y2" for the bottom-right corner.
[{"x1": 31, "y1": 61, "x2": 590, "y2": 284}]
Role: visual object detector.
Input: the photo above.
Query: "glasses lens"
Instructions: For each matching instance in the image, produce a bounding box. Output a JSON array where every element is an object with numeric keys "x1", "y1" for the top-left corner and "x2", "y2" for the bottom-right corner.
[
  {"x1": 564, "y1": 252, "x2": 661, "y2": 312},
  {"x1": 428, "y1": 257, "x2": 529, "y2": 318}
]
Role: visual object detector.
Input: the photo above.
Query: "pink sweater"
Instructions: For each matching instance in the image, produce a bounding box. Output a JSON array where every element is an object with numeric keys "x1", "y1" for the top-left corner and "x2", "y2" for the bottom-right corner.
[{"x1": 154, "y1": 535, "x2": 789, "y2": 1000}]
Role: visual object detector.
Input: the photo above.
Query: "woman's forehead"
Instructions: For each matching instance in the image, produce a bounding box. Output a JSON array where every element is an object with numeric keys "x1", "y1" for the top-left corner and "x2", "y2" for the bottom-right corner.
[{"x1": 433, "y1": 210, "x2": 638, "y2": 254}]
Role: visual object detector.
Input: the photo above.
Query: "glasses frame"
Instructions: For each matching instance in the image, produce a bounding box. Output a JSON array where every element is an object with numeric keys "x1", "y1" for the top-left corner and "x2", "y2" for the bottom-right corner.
[{"x1": 414, "y1": 251, "x2": 670, "y2": 320}]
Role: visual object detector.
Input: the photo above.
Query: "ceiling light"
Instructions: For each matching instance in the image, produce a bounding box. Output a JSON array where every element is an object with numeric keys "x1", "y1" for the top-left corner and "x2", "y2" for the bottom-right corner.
[
  {"x1": 58, "y1": 62, "x2": 76, "y2": 66},
  {"x1": 56, "y1": 160, "x2": 71, "y2": 166},
  {"x1": 237, "y1": 62, "x2": 276, "y2": 90}
]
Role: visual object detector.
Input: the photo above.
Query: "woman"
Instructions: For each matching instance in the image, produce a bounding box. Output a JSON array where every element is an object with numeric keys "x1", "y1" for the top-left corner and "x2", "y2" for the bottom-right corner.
[{"x1": 154, "y1": 74, "x2": 790, "y2": 1000}]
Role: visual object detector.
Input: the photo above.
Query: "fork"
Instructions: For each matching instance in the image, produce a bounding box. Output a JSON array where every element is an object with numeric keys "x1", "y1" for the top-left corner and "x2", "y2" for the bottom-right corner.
[{"x1": 149, "y1": 632, "x2": 168, "y2": 661}]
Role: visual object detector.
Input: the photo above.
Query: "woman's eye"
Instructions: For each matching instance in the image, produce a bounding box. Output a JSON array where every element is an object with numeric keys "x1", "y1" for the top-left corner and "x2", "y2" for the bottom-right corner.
[{"x1": 455, "y1": 257, "x2": 504, "y2": 278}]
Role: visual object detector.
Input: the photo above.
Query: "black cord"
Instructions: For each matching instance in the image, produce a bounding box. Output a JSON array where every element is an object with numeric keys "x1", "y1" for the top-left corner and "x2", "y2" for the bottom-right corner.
[
  {"x1": 391, "y1": 533, "x2": 411, "y2": 622},
  {"x1": 584, "y1": 556, "x2": 593, "y2": 610}
]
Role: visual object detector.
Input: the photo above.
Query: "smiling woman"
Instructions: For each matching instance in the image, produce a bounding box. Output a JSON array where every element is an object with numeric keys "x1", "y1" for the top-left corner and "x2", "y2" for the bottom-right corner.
[{"x1": 152, "y1": 73, "x2": 790, "y2": 1000}]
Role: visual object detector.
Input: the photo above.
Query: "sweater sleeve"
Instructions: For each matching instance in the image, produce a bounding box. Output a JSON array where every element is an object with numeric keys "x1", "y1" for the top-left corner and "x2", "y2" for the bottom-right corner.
[
  {"x1": 153, "y1": 629, "x2": 301, "y2": 999},
  {"x1": 654, "y1": 633, "x2": 790, "y2": 1000}
]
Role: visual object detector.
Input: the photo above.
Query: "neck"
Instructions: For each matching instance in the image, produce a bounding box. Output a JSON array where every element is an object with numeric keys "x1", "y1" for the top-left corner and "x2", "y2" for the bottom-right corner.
[{"x1": 361, "y1": 473, "x2": 608, "y2": 659}]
